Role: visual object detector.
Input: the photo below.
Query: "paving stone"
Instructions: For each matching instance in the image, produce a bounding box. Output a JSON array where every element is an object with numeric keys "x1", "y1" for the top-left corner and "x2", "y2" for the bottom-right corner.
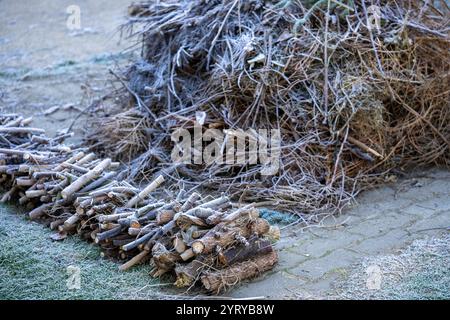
[
  {"x1": 345, "y1": 212, "x2": 415, "y2": 238},
  {"x1": 297, "y1": 231, "x2": 363, "y2": 259},
  {"x1": 403, "y1": 195, "x2": 450, "y2": 215},
  {"x1": 231, "y1": 169, "x2": 450, "y2": 299},
  {"x1": 346, "y1": 229, "x2": 413, "y2": 255},
  {"x1": 276, "y1": 250, "x2": 311, "y2": 269},
  {"x1": 230, "y1": 271, "x2": 306, "y2": 299},
  {"x1": 406, "y1": 212, "x2": 450, "y2": 234},
  {"x1": 396, "y1": 181, "x2": 449, "y2": 202},
  {"x1": 288, "y1": 248, "x2": 363, "y2": 280},
  {"x1": 356, "y1": 186, "x2": 396, "y2": 203}
]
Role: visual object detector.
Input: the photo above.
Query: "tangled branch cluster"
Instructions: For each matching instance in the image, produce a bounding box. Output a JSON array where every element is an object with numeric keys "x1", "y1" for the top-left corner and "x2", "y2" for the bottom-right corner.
[{"x1": 87, "y1": 0, "x2": 449, "y2": 218}]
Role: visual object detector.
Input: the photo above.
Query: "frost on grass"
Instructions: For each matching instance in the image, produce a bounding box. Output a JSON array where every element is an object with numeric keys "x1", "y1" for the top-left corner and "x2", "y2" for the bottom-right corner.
[
  {"x1": 334, "y1": 234, "x2": 450, "y2": 300},
  {"x1": 0, "y1": 205, "x2": 166, "y2": 300}
]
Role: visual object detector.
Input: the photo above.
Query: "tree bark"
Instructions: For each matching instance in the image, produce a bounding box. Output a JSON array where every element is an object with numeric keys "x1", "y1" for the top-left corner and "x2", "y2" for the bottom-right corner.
[
  {"x1": 125, "y1": 175, "x2": 165, "y2": 208},
  {"x1": 201, "y1": 251, "x2": 278, "y2": 294},
  {"x1": 119, "y1": 249, "x2": 149, "y2": 271},
  {"x1": 61, "y1": 159, "x2": 111, "y2": 199},
  {"x1": 218, "y1": 236, "x2": 273, "y2": 266},
  {"x1": 191, "y1": 218, "x2": 270, "y2": 255}
]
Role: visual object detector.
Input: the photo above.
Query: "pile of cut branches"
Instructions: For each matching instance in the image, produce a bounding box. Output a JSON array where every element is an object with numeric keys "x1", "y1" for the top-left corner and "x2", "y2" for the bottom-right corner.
[{"x1": 0, "y1": 114, "x2": 279, "y2": 294}]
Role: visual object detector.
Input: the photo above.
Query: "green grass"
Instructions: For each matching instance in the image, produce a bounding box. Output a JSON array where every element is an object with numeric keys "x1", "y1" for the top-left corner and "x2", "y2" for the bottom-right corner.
[
  {"x1": 334, "y1": 234, "x2": 450, "y2": 300},
  {"x1": 3, "y1": 52, "x2": 133, "y2": 81},
  {"x1": 381, "y1": 251, "x2": 450, "y2": 300},
  {"x1": 0, "y1": 204, "x2": 168, "y2": 300},
  {"x1": 0, "y1": 68, "x2": 32, "y2": 79}
]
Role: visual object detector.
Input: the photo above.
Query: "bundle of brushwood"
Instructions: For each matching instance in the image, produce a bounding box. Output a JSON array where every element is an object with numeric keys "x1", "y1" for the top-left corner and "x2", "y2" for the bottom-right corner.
[
  {"x1": 0, "y1": 114, "x2": 279, "y2": 293},
  {"x1": 87, "y1": 0, "x2": 450, "y2": 219}
]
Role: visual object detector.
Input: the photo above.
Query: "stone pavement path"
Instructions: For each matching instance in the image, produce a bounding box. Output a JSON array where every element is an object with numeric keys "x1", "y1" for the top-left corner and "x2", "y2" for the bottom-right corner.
[{"x1": 231, "y1": 168, "x2": 450, "y2": 299}]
